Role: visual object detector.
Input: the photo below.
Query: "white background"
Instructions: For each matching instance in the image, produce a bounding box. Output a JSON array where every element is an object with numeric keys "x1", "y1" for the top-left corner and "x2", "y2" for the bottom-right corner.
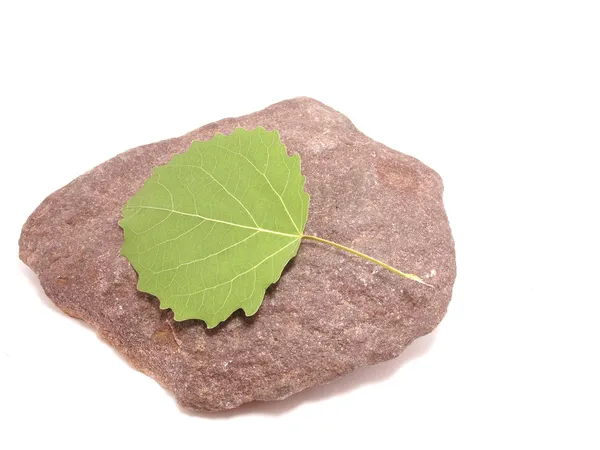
[{"x1": 1, "y1": 1, "x2": 599, "y2": 449}]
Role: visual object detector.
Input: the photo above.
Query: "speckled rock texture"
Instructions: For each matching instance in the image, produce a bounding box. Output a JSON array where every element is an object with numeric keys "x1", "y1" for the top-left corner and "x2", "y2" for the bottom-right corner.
[{"x1": 19, "y1": 97, "x2": 456, "y2": 411}]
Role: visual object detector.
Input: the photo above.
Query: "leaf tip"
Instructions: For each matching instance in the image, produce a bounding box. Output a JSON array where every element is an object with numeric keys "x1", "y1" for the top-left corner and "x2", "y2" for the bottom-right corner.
[{"x1": 406, "y1": 273, "x2": 435, "y2": 288}]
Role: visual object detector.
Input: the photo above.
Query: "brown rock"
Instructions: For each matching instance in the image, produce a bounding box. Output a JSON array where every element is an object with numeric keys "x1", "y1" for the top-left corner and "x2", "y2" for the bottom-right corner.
[{"x1": 19, "y1": 97, "x2": 456, "y2": 411}]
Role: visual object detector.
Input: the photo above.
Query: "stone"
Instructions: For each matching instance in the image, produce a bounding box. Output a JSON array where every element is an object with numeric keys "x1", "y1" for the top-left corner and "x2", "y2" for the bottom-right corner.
[{"x1": 19, "y1": 97, "x2": 456, "y2": 411}]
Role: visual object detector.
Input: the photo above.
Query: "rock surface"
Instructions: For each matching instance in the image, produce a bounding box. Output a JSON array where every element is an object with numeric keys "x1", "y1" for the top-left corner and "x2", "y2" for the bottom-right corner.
[{"x1": 19, "y1": 97, "x2": 456, "y2": 411}]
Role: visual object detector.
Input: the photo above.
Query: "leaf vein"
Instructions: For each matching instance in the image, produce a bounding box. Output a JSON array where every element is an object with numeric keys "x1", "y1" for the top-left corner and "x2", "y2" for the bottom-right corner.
[
  {"x1": 170, "y1": 163, "x2": 259, "y2": 227},
  {"x1": 213, "y1": 143, "x2": 300, "y2": 233},
  {"x1": 172, "y1": 239, "x2": 298, "y2": 298},
  {"x1": 150, "y1": 231, "x2": 261, "y2": 274},
  {"x1": 124, "y1": 205, "x2": 299, "y2": 238}
]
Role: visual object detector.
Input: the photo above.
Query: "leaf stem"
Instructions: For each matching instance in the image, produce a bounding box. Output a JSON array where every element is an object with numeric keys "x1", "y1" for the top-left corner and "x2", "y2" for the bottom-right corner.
[{"x1": 301, "y1": 234, "x2": 434, "y2": 287}]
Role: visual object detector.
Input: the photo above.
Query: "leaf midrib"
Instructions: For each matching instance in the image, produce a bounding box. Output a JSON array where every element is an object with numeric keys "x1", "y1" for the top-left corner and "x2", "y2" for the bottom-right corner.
[{"x1": 124, "y1": 205, "x2": 300, "y2": 238}]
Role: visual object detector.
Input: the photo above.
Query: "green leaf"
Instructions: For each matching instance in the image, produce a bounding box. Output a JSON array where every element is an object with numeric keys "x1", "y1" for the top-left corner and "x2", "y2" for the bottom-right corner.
[
  {"x1": 121, "y1": 127, "x2": 432, "y2": 328},
  {"x1": 120, "y1": 127, "x2": 309, "y2": 328}
]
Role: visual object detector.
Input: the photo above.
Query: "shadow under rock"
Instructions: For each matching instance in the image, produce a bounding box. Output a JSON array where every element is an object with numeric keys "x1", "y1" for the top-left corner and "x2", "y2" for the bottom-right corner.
[{"x1": 181, "y1": 329, "x2": 437, "y2": 419}]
